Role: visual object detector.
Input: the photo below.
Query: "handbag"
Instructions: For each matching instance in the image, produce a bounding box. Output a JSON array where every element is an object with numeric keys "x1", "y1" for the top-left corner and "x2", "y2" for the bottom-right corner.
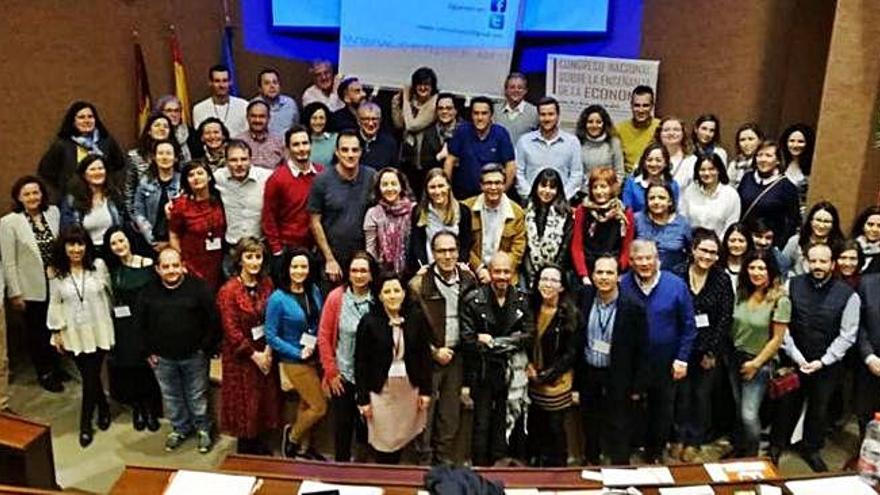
[{"x1": 768, "y1": 366, "x2": 800, "y2": 399}]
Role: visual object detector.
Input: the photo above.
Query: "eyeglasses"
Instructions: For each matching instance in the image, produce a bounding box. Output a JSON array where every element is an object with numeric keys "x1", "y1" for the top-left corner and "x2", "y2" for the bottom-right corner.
[
  {"x1": 695, "y1": 246, "x2": 719, "y2": 257},
  {"x1": 539, "y1": 277, "x2": 562, "y2": 285}
]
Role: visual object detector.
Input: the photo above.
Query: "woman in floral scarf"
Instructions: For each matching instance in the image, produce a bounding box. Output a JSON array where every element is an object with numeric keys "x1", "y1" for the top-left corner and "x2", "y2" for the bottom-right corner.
[
  {"x1": 364, "y1": 168, "x2": 415, "y2": 274},
  {"x1": 522, "y1": 168, "x2": 573, "y2": 287},
  {"x1": 570, "y1": 166, "x2": 634, "y2": 285}
]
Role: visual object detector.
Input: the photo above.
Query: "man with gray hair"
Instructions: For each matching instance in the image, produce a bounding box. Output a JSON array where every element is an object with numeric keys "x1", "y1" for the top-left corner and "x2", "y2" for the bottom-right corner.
[
  {"x1": 494, "y1": 72, "x2": 538, "y2": 146},
  {"x1": 301, "y1": 59, "x2": 344, "y2": 111},
  {"x1": 357, "y1": 102, "x2": 398, "y2": 169},
  {"x1": 620, "y1": 239, "x2": 696, "y2": 463}
]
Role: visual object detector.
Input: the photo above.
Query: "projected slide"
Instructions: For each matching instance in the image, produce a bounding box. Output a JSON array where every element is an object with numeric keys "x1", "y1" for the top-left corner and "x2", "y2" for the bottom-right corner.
[
  {"x1": 272, "y1": 0, "x2": 609, "y2": 33},
  {"x1": 271, "y1": 0, "x2": 340, "y2": 29},
  {"x1": 339, "y1": 0, "x2": 521, "y2": 97}
]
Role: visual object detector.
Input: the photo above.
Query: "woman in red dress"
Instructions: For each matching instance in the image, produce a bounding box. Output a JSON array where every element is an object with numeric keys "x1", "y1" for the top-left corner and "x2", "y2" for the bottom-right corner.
[
  {"x1": 169, "y1": 160, "x2": 226, "y2": 291},
  {"x1": 217, "y1": 237, "x2": 280, "y2": 454}
]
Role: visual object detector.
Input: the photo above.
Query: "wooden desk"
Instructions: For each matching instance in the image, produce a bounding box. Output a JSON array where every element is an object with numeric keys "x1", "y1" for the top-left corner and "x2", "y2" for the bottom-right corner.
[
  {"x1": 220, "y1": 455, "x2": 781, "y2": 489},
  {"x1": 113, "y1": 459, "x2": 878, "y2": 495},
  {"x1": 0, "y1": 414, "x2": 57, "y2": 490}
]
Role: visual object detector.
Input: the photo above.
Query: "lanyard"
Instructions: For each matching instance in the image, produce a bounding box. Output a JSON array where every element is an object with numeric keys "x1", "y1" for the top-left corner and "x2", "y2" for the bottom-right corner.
[
  {"x1": 596, "y1": 303, "x2": 616, "y2": 339},
  {"x1": 70, "y1": 271, "x2": 87, "y2": 306}
]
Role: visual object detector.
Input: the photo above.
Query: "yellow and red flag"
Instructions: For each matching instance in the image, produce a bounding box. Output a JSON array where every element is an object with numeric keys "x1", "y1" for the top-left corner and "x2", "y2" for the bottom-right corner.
[{"x1": 170, "y1": 29, "x2": 191, "y2": 126}]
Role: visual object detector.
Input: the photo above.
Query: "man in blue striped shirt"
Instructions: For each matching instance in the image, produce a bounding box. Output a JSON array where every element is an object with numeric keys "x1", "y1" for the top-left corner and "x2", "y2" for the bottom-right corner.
[{"x1": 575, "y1": 254, "x2": 649, "y2": 465}]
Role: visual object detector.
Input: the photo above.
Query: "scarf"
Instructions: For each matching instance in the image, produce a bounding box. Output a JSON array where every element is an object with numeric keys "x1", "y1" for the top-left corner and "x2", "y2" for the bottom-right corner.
[
  {"x1": 174, "y1": 125, "x2": 192, "y2": 162},
  {"x1": 374, "y1": 198, "x2": 414, "y2": 273},
  {"x1": 582, "y1": 197, "x2": 628, "y2": 238},
  {"x1": 71, "y1": 129, "x2": 103, "y2": 156},
  {"x1": 525, "y1": 204, "x2": 567, "y2": 269}
]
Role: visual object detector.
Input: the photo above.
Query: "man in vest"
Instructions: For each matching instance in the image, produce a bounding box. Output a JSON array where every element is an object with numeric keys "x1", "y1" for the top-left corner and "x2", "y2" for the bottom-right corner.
[{"x1": 770, "y1": 243, "x2": 860, "y2": 471}]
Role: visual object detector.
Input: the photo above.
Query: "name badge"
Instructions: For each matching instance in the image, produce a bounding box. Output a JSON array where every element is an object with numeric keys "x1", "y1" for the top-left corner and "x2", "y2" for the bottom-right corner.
[
  {"x1": 388, "y1": 361, "x2": 407, "y2": 377},
  {"x1": 113, "y1": 305, "x2": 132, "y2": 318},
  {"x1": 251, "y1": 325, "x2": 265, "y2": 340},
  {"x1": 300, "y1": 333, "x2": 317, "y2": 348},
  {"x1": 592, "y1": 339, "x2": 611, "y2": 355},
  {"x1": 205, "y1": 237, "x2": 222, "y2": 251},
  {"x1": 695, "y1": 313, "x2": 710, "y2": 328}
]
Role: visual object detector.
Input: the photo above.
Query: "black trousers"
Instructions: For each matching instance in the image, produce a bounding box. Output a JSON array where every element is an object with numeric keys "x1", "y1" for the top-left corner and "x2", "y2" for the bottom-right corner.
[
  {"x1": 856, "y1": 365, "x2": 880, "y2": 437},
  {"x1": 471, "y1": 365, "x2": 509, "y2": 466},
  {"x1": 527, "y1": 404, "x2": 567, "y2": 466},
  {"x1": 770, "y1": 364, "x2": 840, "y2": 453},
  {"x1": 332, "y1": 379, "x2": 366, "y2": 462},
  {"x1": 73, "y1": 350, "x2": 108, "y2": 431},
  {"x1": 580, "y1": 366, "x2": 632, "y2": 464},
  {"x1": 24, "y1": 301, "x2": 60, "y2": 379},
  {"x1": 642, "y1": 360, "x2": 677, "y2": 458}
]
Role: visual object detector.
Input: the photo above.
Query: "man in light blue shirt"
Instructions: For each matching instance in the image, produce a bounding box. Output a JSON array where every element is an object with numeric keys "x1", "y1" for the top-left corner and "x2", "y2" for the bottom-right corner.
[
  {"x1": 515, "y1": 97, "x2": 583, "y2": 201},
  {"x1": 252, "y1": 68, "x2": 299, "y2": 135}
]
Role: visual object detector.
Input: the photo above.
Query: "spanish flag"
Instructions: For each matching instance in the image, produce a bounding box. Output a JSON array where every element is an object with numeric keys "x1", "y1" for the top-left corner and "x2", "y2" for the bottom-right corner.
[
  {"x1": 170, "y1": 29, "x2": 191, "y2": 126},
  {"x1": 134, "y1": 40, "x2": 152, "y2": 134}
]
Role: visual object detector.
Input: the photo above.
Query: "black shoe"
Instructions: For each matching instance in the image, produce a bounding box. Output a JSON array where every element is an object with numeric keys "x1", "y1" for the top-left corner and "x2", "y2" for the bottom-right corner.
[
  {"x1": 281, "y1": 424, "x2": 298, "y2": 458},
  {"x1": 303, "y1": 447, "x2": 326, "y2": 461},
  {"x1": 145, "y1": 411, "x2": 160, "y2": 432},
  {"x1": 132, "y1": 407, "x2": 146, "y2": 431},
  {"x1": 801, "y1": 450, "x2": 828, "y2": 473},
  {"x1": 768, "y1": 445, "x2": 782, "y2": 466},
  {"x1": 97, "y1": 407, "x2": 111, "y2": 431},
  {"x1": 79, "y1": 429, "x2": 94, "y2": 448},
  {"x1": 54, "y1": 368, "x2": 73, "y2": 382},
  {"x1": 38, "y1": 373, "x2": 64, "y2": 393}
]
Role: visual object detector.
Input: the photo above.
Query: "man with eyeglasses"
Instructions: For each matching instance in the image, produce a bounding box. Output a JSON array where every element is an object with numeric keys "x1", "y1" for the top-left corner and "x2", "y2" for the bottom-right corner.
[
  {"x1": 357, "y1": 102, "x2": 398, "y2": 170},
  {"x1": 463, "y1": 164, "x2": 525, "y2": 284},
  {"x1": 575, "y1": 254, "x2": 649, "y2": 465},
  {"x1": 620, "y1": 239, "x2": 696, "y2": 463},
  {"x1": 409, "y1": 231, "x2": 477, "y2": 465}
]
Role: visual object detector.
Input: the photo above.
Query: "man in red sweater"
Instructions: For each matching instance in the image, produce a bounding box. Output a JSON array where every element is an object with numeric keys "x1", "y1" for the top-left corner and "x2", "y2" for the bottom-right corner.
[{"x1": 262, "y1": 124, "x2": 324, "y2": 279}]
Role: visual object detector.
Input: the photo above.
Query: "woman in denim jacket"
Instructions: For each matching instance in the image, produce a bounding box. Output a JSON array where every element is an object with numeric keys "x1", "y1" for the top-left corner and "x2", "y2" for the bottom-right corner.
[{"x1": 133, "y1": 139, "x2": 182, "y2": 254}]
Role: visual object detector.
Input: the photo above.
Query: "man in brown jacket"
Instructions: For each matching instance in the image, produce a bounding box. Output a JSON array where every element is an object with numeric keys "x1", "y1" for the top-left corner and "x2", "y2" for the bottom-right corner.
[
  {"x1": 463, "y1": 164, "x2": 526, "y2": 284},
  {"x1": 409, "y1": 230, "x2": 477, "y2": 464}
]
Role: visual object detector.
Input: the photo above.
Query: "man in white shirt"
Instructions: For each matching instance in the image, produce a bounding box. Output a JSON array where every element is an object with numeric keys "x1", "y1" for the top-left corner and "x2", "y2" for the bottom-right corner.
[
  {"x1": 213, "y1": 140, "x2": 271, "y2": 274},
  {"x1": 192, "y1": 64, "x2": 249, "y2": 136},
  {"x1": 493, "y1": 72, "x2": 537, "y2": 147},
  {"x1": 301, "y1": 59, "x2": 344, "y2": 112},
  {"x1": 515, "y1": 96, "x2": 583, "y2": 201}
]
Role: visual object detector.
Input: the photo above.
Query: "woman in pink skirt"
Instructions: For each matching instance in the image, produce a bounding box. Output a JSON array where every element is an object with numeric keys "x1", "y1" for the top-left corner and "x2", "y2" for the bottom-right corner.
[{"x1": 354, "y1": 272, "x2": 432, "y2": 464}]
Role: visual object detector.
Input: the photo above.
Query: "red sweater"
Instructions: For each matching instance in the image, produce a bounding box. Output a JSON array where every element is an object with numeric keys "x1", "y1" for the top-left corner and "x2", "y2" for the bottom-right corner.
[
  {"x1": 570, "y1": 205, "x2": 634, "y2": 278},
  {"x1": 261, "y1": 161, "x2": 324, "y2": 253},
  {"x1": 317, "y1": 286, "x2": 345, "y2": 388}
]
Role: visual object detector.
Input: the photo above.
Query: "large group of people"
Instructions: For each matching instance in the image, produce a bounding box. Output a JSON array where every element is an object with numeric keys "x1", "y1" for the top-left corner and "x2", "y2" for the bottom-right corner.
[{"x1": 1, "y1": 59, "x2": 879, "y2": 474}]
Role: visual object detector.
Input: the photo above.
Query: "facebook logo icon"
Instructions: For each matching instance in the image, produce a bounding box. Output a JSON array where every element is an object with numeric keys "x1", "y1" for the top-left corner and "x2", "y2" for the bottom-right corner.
[{"x1": 491, "y1": 0, "x2": 507, "y2": 13}]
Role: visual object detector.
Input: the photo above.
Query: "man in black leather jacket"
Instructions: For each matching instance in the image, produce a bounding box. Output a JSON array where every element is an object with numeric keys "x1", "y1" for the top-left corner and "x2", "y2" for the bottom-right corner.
[{"x1": 461, "y1": 251, "x2": 533, "y2": 466}]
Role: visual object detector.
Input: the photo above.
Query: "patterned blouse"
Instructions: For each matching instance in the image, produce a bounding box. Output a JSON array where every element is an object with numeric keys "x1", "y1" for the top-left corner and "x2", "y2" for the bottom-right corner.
[{"x1": 28, "y1": 212, "x2": 54, "y2": 267}]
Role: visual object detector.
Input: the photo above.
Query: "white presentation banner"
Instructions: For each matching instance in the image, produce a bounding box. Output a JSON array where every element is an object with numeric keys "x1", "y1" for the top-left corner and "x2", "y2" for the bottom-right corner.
[
  {"x1": 339, "y1": 0, "x2": 521, "y2": 98},
  {"x1": 546, "y1": 54, "x2": 660, "y2": 130}
]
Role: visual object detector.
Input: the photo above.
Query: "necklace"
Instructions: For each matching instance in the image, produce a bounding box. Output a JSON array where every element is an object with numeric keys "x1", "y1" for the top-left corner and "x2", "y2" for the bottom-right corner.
[{"x1": 212, "y1": 101, "x2": 230, "y2": 122}]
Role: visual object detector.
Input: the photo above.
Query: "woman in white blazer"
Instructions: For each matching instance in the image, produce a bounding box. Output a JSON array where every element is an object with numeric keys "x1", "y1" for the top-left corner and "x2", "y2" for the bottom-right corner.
[{"x1": 0, "y1": 176, "x2": 66, "y2": 392}]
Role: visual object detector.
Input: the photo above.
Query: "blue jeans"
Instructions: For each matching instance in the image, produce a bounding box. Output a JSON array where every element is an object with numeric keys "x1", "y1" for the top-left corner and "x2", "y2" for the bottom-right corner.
[
  {"x1": 153, "y1": 351, "x2": 210, "y2": 435},
  {"x1": 728, "y1": 359, "x2": 772, "y2": 455}
]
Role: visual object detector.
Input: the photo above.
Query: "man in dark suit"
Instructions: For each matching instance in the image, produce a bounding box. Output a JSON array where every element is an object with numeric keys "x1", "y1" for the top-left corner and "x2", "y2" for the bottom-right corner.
[{"x1": 574, "y1": 254, "x2": 649, "y2": 465}]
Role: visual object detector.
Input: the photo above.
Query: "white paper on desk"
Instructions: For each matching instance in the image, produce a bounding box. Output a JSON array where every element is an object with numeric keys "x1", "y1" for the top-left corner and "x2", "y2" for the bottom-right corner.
[
  {"x1": 704, "y1": 461, "x2": 769, "y2": 482},
  {"x1": 505, "y1": 490, "x2": 539, "y2": 495},
  {"x1": 298, "y1": 480, "x2": 385, "y2": 495},
  {"x1": 580, "y1": 470, "x2": 604, "y2": 482},
  {"x1": 539, "y1": 491, "x2": 606, "y2": 495},
  {"x1": 658, "y1": 486, "x2": 714, "y2": 495},
  {"x1": 784, "y1": 475, "x2": 875, "y2": 495},
  {"x1": 164, "y1": 470, "x2": 258, "y2": 495},
  {"x1": 756, "y1": 485, "x2": 782, "y2": 495},
  {"x1": 601, "y1": 467, "x2": 674, "y2": 486}
]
